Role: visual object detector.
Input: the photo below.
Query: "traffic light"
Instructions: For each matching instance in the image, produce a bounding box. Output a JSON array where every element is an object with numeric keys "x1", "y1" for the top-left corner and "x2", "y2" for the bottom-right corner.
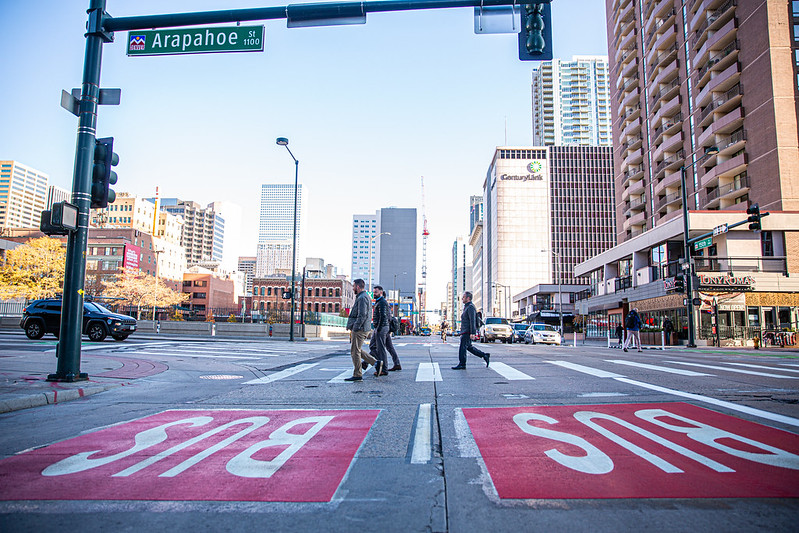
[
  {"x1": 673, "y1": 273, "x2": 685, "y2": 293},
  {"x1": 91, "y1": 137, "x2": 118, "y2": 209},
  {"x1": 519, "y1": 2, "x2": 553, "y2": 61},
  {"x1": 746, "y1": 203, "x2": 761, "y2": 231}
]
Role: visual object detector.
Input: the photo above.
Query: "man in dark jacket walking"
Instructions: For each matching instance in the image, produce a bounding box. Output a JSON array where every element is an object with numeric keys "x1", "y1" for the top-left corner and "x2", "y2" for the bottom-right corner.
[
  {"x1": 452, "y1": 292, "x2": 490, "y2": 370},
  {"x1": 369, "y1": 285, "x2": 390, "y2": 376},
  {"x1": 345, "y1": 279, "x2": 377, "y2": 382}
]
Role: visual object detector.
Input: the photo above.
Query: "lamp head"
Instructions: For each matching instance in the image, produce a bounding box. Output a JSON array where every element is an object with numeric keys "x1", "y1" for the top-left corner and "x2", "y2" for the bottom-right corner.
[
  {"x1": 276, "y1": 137, "x2": 289, "y2": 146},
  {"x1": 704, "y1": 146, "x2": 719, "y2": 156}
]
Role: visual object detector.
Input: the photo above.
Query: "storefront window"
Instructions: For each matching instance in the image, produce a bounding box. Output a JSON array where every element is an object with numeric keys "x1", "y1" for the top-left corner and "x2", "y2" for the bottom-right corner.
[
  {"x1": 747, "y1": 307, "x2": 760, "y2": 328},
  {"x1": 779, "y1": 307, "x2": 793, "y2": 329}
]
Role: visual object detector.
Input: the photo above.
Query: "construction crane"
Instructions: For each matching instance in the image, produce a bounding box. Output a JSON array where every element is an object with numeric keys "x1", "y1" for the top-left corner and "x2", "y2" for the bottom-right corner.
[{"x1": 420, "y1": 176, "x2": 429, "y2": 326}]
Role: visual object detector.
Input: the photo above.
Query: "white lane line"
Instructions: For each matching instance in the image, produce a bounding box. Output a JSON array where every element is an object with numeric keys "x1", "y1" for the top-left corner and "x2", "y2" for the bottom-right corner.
[
  {"x1": 416, "y1": 362, "x2": 443, "y2": 382},
  {"x1": 545, "y1": 360, "x2": 624, "y2": 378},
  {"x1": 725, "y1": 362, "x2": 799, "y2": 374},
  {"x1": 579, "y1": 392, "x2": 628, "y2": 398},
  {"x1": 606, "y1": 359, "x2": 714, "y2": 376},
  {"x1": 490, "y1": 362, "x2": 535, "y2": 380},
  {"x1": 665, "y1": 361, "x2": 796, "y2": 379},
  {"x1": 126, "y1": 351, "x2": 264, "y2": 360},
  {"x1": 614, "y1": 377, "x2": 799, "y2": 428},
  {"x1": 328, "y1": 369, "x2": 354, "y2": 383},
  {"x1": 243, "y1": 363, "x2": 318, "y2": 384},
  {"x1": 410, "y1": 403, "x2": 432, "y2": 464}
]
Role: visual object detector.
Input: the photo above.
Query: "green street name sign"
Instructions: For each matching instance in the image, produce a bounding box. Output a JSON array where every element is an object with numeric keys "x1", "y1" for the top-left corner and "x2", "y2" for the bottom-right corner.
[
  {"x1": 694, "y1": 237, "x2": 713, "y2": 251},
  {"x1": 127, "y1": 26, "x2": 264, "y2": 56}
]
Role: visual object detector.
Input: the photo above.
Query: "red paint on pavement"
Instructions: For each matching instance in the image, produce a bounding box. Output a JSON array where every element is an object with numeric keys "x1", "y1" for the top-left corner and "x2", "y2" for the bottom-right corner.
[
  {"x1": 0, "y1": 409, "x2": 378, "y2": 502},
  {"x1": 462, "y1": 402, "x2": 799, "y2": 499}
]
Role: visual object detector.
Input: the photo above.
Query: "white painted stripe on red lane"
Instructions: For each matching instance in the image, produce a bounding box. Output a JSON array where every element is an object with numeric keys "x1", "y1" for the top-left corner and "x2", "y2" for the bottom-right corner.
[{"x1": 244, "y1": 363, "x2": 318, "y2": 384}]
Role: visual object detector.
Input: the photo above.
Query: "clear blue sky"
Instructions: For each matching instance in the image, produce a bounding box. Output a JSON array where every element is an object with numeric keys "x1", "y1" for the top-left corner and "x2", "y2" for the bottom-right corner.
[{"x1": 0, "y1": 0, "x2": 608, "y2": 308}]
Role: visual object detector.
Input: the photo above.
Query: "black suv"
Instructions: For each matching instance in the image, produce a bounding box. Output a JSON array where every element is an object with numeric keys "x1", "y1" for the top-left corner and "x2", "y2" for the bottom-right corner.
[{"x1": 20, "y1": 299, "x2": 137, "y2": 341}]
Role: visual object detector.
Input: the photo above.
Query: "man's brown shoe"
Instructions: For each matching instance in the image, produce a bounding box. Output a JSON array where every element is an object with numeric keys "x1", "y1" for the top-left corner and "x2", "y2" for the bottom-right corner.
[{"x1": 388, "y1": 365, "x2": 402, "y2": 371}]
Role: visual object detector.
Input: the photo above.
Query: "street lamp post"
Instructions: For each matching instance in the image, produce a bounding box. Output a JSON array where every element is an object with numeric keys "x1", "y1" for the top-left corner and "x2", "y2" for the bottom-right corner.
[
  {"x1": 552, "y1": 250, "x2": 563, "y2": 335},
  {"x1": 152, "y1": 248, "x2": 163, "y2": 322},
  {"x1": 276, "y1": 137, "x2": 299, "y2": 341},
  {"x1": 490, "y1": 282, "x2": 510, "y2": 318},
  {"x1": 393, "y1": 271, "x2": 407, "y2": 317},
  {"x1": 368, "y1": 231, "x2": 390, "y2": 292},
  {"x1": 680, "y1": 146, "x2": 719, "y2": 348}
]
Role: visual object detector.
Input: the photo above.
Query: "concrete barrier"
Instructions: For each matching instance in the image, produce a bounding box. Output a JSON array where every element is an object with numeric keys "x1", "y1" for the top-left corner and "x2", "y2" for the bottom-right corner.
[{"x1": 134, "y1": 320, "x2": 348, "y2": 340}]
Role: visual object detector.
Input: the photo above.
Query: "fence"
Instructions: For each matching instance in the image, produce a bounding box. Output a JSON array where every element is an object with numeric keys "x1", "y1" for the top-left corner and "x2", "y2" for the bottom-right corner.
[{"x1": 0, "y1": 300, "x2": 26, "y2": 317}]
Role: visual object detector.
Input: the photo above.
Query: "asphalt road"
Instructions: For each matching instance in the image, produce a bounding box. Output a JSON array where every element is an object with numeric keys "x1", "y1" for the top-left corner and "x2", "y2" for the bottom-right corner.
[{"x1": 0, "y1": 333, "x2": 798, "y2": 532}]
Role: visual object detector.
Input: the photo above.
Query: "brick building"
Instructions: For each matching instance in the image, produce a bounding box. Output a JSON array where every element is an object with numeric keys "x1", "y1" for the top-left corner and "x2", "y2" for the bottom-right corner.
[{"x1": 252, "y1": 276, "x2": 354, "y2": 316}]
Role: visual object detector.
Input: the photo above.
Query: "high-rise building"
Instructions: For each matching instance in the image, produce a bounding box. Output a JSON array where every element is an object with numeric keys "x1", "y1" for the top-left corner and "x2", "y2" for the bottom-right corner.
[
  {"x1": 46, "y1": 185, "x2": 70, "y2": 210},
  {"x1": 532, "y1": 56, "x2": 612, "y2": 146},
  {"x1": 209, "y1": 201, "x2": 243, "y2": 271},
  {"x1": 450, "y1": 236, "x2": 473, "y2": 329},
  {"x1": 0, "y1": 161, "x2": 48, "y2": 229},
  {"x1": 481, "y1": 146, "x2": 615, "y2": 317},
  {"x1": 256, "y1": 183, "x2": 308, "y2": 276},
  {"x1": 350, "y1": 213, "x2": 379, "y2": 283},
  {"x1": 237, "y1": 256, "x2": 257, "y2": 296},
  {"x1": 377, "y1": 208, "x2": 417, "y2": 300},
  {"x1": 157, "y1": 198, "x2": 225, "y2": 266},
  {"x1": 469, "y1": 196, "x2": 484, "y2": 312},
  {"x1": 255, "y1": 242, "x2": 293, "y2": 277},
  {"x1": 608, "y1": 0, "x2": 799, "y2": 242}
]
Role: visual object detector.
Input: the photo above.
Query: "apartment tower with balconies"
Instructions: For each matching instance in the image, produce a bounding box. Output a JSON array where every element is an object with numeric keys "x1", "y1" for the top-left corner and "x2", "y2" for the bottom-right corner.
[{"x1": 608, "y1": 0, "x2": 799, "y2": 242}]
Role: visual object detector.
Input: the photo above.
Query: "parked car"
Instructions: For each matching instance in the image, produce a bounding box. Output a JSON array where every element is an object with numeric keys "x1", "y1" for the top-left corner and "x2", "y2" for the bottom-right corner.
[
  {"x1": 524, "y1": 323, "x2": 562, "y2": 345},
  {"x1": 419, "y1": 326, "x2": 432, "y2": 336},
  {"x1": 511, "y1": 323, "x2": 529, "y2": 343},
  {"x1": 480, "y1": 317, "x2": 514, "y2": 343},
  {"x1": 20, "y1": 298, "x2": 137, "y2": 342}
]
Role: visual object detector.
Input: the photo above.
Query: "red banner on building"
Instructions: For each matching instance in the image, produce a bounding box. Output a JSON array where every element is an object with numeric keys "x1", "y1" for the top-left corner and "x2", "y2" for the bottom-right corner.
[{"x1": 122, "y1": 243, "x2": 140, "y2": 276}]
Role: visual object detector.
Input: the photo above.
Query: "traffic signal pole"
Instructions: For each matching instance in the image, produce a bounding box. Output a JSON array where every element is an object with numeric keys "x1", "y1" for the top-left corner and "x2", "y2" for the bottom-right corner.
[
  {"x1": 53, "y1": 0, "x2": 549, "y2": 381},
  {"x1": 49, "y1": 0, "x2": 112, "y2": 381}
]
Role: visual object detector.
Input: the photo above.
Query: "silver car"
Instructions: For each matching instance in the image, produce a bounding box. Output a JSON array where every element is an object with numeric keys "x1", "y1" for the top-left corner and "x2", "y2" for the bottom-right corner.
[
  {"x1": 524, "y1": 323, "x2": 562, "y2": 345},
  {"x1": 480, "y1": 317, "x2": 514, "y2": 343}
]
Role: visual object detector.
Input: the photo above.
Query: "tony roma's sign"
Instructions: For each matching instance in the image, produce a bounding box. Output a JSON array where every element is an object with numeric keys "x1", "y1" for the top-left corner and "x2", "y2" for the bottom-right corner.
[
  {"x1": 698, "y1": 274, "x2": 755, "y2": 291},
  {"x1": 127, "y1": 26, "x2": 264, "y2": 56}
]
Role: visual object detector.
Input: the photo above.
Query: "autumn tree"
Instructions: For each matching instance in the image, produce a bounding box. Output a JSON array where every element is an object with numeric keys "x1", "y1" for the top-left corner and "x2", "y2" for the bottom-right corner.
[
  {"x1": 0, "y1": 237, "x2": 65, "y2": 300},
  {"x1": 102, "y1": 272, "x2": 187, "y2": 319}
]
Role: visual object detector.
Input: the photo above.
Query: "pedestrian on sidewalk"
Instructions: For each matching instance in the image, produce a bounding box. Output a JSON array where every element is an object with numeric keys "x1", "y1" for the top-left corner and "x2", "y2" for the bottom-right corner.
[
  {"x1": 441, "y1": 321, "x2": 448, "y2": 342},
  {"x1": 369, "y1": 285, "x2": 391, "y2": 376},
  {"x1": 452, "y1": 292, "x2": 490, "y2": 370},
  {"x1": 623, "y1": 307, "x2": 643, "y2": 352},
  {"x1": 663, "y1": 317, "x2": 674, "y2": 346},
  {"x1": 615, "y1": 324, "x2": 623, "y2": 348},
  {"x1": 345, "y1": 279, "x2": 377, "y2": 382}
]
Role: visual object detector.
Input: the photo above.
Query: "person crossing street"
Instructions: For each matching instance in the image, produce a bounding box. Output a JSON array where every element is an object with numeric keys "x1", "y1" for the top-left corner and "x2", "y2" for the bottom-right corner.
[{"x1": 452, "y1": 292, "x2": 490, "y2": 370}]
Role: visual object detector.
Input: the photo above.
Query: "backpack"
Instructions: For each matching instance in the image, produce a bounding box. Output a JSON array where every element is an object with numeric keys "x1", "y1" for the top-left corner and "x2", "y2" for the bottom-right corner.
[
  {"x1": 625, "y1": 312, "x2": 637, "y2": 329},
  {"x1": 389, "y1": 316, "x2": 399, "y2": 334}
]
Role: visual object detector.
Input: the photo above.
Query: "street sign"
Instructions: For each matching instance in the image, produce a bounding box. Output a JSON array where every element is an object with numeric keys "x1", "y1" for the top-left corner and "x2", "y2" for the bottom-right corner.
[
  {"x1": 713, "y1": 223, "x2": 729, "y2": 236},
  {"x1": 127, "y1": 26, "x2": 264, "y2": 56},
  {"x1": 694, "y1": 237, "x2": 713, "y2": 251}
]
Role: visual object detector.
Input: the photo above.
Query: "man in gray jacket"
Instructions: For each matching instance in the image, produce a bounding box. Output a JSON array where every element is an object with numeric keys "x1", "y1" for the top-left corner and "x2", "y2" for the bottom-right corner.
[
  {"x1": 452, "y1": 291, "x2": 490, "y2": 370},
  {"x1": 345, "y1": 279, "x2": 377, "y2": 382}
]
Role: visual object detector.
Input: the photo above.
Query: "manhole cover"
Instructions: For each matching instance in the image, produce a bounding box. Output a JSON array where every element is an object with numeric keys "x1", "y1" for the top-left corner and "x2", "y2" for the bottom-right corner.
[{"x1": 199, "y1": 374, "x2": 244, "y2": 380}]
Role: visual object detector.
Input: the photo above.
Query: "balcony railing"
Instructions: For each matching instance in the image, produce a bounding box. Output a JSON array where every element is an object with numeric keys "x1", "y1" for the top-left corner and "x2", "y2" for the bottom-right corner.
[
  {"x1": 694, "y1": 256, "x2": 787, "y2": 274},
  {"x1": 703, "y1": 172, "x2": 749, "y2": 203},
  {"x1": 615, "y1": 275, "x2": 633, "y2": 292},
  {"x1": 692, "y1": 0, "x2": 737, "y2": 49},
  {"x1": 649, "y1": 78, "x2": 680, "y2": 107},
  {"x1": 653, "y1": 112, "x2": 683, "y2": 139},
  {"x1": 653, "y1": 150, "x2": 685, "y2": 175},
  {"x1": 717, "y1": 127, "x2": 746, "y2": 151},
  {"x1": 699, "y1": 83, "x2": 742, "y2": 122},
  {"x1": 655, "y1": 190, "x2": 682, "y2": 210},
  {"x1": 697, "y1": 39, "x2": 739, "y2": 80}
]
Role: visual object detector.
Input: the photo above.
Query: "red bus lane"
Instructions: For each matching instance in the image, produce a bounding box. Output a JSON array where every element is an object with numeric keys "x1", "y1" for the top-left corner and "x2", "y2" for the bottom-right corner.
[
  {"x1": 0, "y1": 409, "x2": 379, "y2": 502},
  {"x1": 462, "y1": 402, "x2": 799, "y2": 499}
]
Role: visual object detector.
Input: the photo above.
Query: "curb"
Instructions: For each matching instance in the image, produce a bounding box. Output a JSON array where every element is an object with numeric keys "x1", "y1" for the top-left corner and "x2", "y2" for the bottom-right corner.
[{"x1": 0, "y1": 383, "x2": 120, "y2": 414}]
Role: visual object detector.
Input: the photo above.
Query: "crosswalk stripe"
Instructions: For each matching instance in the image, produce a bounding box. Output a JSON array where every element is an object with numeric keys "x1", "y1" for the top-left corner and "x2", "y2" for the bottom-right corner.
[
  {"x1": 410, "y1": 403, "x2": 432, "y2": 464},
  {"x1": 606, "y1": 359, "x2": 713, "y2": 376},
  {"x1": 665, "y1": 361, "x2": 796, "y2": 379},
  {"x1": 328, "y1": 369, "x2": 353, "y2": 383},
  {"x1": 545, "y1": 360, "x2": 624, "y2": 378},
  {"x1": 490, "y1": 362, "x2": 534, "y2": 380},
  {"x1": 724, "y1": 362, "x2": 799, "y2": 374},
  {"x1": 126, "y1": 351, "x2": 263, "y2": 360},
  {"x1": 244, "y1": 363, "x2": 318, "y2": 384},
  {"x1": 416, "y1": 362, "x2": 442, "y2": 382}
]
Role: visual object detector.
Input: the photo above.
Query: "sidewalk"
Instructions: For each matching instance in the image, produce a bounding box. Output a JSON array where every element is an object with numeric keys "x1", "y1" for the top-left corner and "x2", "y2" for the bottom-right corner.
[{"x1": 0, "y1": 345, "x2": 168, "y2": 415}]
